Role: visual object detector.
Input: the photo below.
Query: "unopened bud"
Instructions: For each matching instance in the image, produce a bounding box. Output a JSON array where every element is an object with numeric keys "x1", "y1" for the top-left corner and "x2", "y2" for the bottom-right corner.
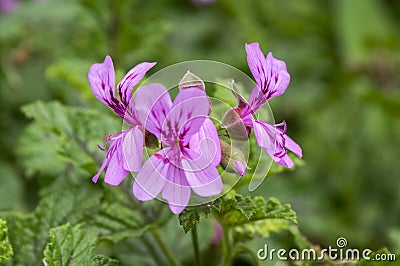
[
  {"x1": 179, "y1": 71, "x2": 212, "y2": 114},
  {"x1": 179, "y1": 71, "x2": 205, "y2": 91},
  {"x1": 230, "y1": 80, "x2": 247, "y2": 110},
  {"x1": 145, "y1": 130, "x2": 159, "y2": 149},
  {"x1": 219, "y1": 140, "x2": 247, "y2": 176},
  {"x1": 221, "y1": 108, "x2": 249, "y2": 141}
]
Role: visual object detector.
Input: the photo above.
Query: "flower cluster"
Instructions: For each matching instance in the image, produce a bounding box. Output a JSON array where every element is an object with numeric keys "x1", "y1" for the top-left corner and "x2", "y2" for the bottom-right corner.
[{"x1": 88, "y1": 42, "x2": 302, "y2": 214}]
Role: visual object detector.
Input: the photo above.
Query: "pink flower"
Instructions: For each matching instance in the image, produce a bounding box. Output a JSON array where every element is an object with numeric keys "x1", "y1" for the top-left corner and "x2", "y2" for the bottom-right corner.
[
  {"x1": 223, "y1": 43, "x2": 302, "y2": 170},
  {"x1": 132, "y1": 84, "x2": 222, "y2": 214},
  {"x1": 88, "y1": 56, "x2": 156, "y2": 185}
]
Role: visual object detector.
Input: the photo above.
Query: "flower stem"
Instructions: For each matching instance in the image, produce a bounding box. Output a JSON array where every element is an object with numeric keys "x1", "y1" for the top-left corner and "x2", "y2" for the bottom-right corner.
[
  {"x1": 234, "y1": 243, "x2": 261, "y2": 266},
  {"x1": 150, "y1": 228, "x2": 181, "y2": 266},
  {"x1": 220, "y1": 227, "x2": 232, "y2": 266},
  {"x1": 191, "y1": 225, "x2": 202, "y2": 266}
]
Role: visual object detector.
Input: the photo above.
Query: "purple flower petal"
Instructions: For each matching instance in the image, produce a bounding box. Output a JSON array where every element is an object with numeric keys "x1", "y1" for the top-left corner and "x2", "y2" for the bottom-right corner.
[
  {"x1": 253, "y1": 120, "x2": 300, "y2": 168},
  {"x1": 133, "y1": 153, "x2": 167, "y2": 201},
  {"x1": 88, "y1": 56, "x2": 117, "y2": 108},
  {"x1": 164, "y1": 88, "x2": 209, "y2": 144},
  {"x1": 275, "y1": 154, "x2": 294, "y2": 168},
  {"x1": 246, "y1": 43, "x2": 268, "y2": 96},
  {"x1": 161, "y1": 162, "x2": 191, "y2": 214},
  {"x1": 92, "y1": 156, "x2": 110, "y2": 183},
  {"x1": 253, "y1": 120, "x2": 276, "y2": 155},
  {"x1": 104, "y1": 138, "x2": 129, "y2": 186},
  {"x1": 135, "y1": 84, "x2": 172, "y2": 139},
  {"x1": 245, "y1": 43, "x2": 290, "y2": 110},
  {"x1": 284, "y1": 134, "x2": 302, "y2": 158},
  {"x1": 189, "y1": 117, "x2": 221, "y2": 167},
  {"x1": 122, "y1": 126, "x2": 144, "y2": 172},
  {"x1": 234, "y1": 160, "x2": 247, "y2": 176},
  {"x1": 92, "y1": 134, "x2": 122, "y2": 183},
  {"x1": 117, "y1": 62, "x2": 156, "y2": 106},
  {"x1": 265, "y1": 52, "x2": 290, "y2": 99},
  {"x1": 182, "y1": 155, "x2": 222, "y2": 197},
  {"x1": 244, "y1": 86, "x2": 267, "y2": 116}
]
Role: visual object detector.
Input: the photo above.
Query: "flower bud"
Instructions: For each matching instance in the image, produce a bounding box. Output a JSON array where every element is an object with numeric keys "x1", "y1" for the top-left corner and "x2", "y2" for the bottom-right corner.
[
  {"x1": 144, "y1": 130, "x2": 159, "y2": 149},
  {"x1": 219, "y1": 140, "x2": 247, "y2": 176},
  {"x1": 221, "y1": 108, "x2": 250, "y2": 141},
  {"x1": 179, "y1": 71, "x2": 205, "y2": 91},
  {"x1": 179, "y1": 71, "x2": 212, "y2": 114}
]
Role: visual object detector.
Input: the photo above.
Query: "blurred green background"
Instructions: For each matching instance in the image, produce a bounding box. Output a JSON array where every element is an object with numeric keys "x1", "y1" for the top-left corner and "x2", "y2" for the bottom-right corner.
[{"x1": 1, "y1": 0, "x2": 400, "y2": 263}]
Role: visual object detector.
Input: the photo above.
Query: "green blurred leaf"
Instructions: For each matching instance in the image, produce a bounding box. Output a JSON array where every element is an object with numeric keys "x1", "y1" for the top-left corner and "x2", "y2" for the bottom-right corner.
[
  {"x1": 17, "y1": 101, "x2": 119, "y2": 177},
  {"x1": 17, "y1": 122, "x2": 66, "y2": 177},
  {"x1": 361, "y1": 90, "x2": 400, "y2": 118},
  {"x1": 178, "y1": 204, "x2": 211, "y2": 233},
  {"x1": 45, "y1": 59, "x2": 94, "y2": 100},
  {"x1": 0, "y1": 219, "x2": 13, "y2": 261},
  {"x1": 116, "y1": 217, "x2": 214, "y2": 265},
  {"x1": 335, "y1": 0, "x2": 396, "y2": 66},
  {"x1": 43, "y1": 223, "x2": 118, "y2": 266},
  {"x1": 268, "y1": 154, "x2": 306, "y2": 176},
  {"x1": 89, "y1": 186, "x2": 155, "y2": 243},
  {"x1": 0, "y1": 163, "x2": 23, "y2": 211}
]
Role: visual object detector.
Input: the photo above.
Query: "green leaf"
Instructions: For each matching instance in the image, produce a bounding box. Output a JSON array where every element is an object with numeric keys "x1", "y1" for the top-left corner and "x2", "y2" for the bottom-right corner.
[
  {"x1": 17, "y1": 101, "x2": 119, "y2": 177},
  {"x1": 88, "y1": 186, "x2": 154, "y2": 243},
  {"x1": 0, "y1": 211, "x2": 40, "y2": 265},
  {"x1": 178, "y1": 204, "x2": 211, "y2": 233},
  {"x1": 212, "y1": 195, "x2": 297, "y2": 228},
  {"x1": 212, "y1": 195, "x2": 296, "y2": 242},
  {"x1": 234, "y1": 219, "x2": 290, "y2": 241},
  {"x1": 0, "y1": 180, "x2": 155, "y2": 265},
  {"x1": 92, "y1": 255, "x2": 119, "y2": 266},
  {"x1": 43, "y1": 223, "x2": 118, "y2": 266},
  {"x1": 0, "y1": 180, "x2": 103, "y2": 265},
  {"x1": 0, "y1": 219, "x2": 13, "y2": 261},
  {"x1": 45, "y1": 59, "x2": 93, "y2": 97}
]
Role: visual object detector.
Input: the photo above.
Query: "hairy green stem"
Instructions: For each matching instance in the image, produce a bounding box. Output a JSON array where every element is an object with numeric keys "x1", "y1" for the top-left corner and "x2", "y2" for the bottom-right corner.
[
  {"x1": 141, "y1": 234, "x2": 161, "y2": 262},
  {"x1": 150, "y1": 228, "x2": 181, "y2": 266},
  {"x1": 220, "y1": 227, "x2": 232, "y2": 266},
  {"x1": 191, "y1": 225, "x2": 202, "y2": 266}
]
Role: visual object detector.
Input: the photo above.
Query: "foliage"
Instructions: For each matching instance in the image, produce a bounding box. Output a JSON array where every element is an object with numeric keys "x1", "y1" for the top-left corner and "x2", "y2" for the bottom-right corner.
[
  {"x1": 179, "y1": 205, "x2": 211, "y2": 233},
  {"x1": 212, "y1": 195, "x2": 297, "y2": 227},
  {"x1": 18, "y1": 100, "x2": 119, "y2": 178},
  {"x1": 43, "y1": 224, "x2": 118, "y2": 266},
  {"x1": 0, "y1": 219, "x2": 13, "y2": 262}
]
